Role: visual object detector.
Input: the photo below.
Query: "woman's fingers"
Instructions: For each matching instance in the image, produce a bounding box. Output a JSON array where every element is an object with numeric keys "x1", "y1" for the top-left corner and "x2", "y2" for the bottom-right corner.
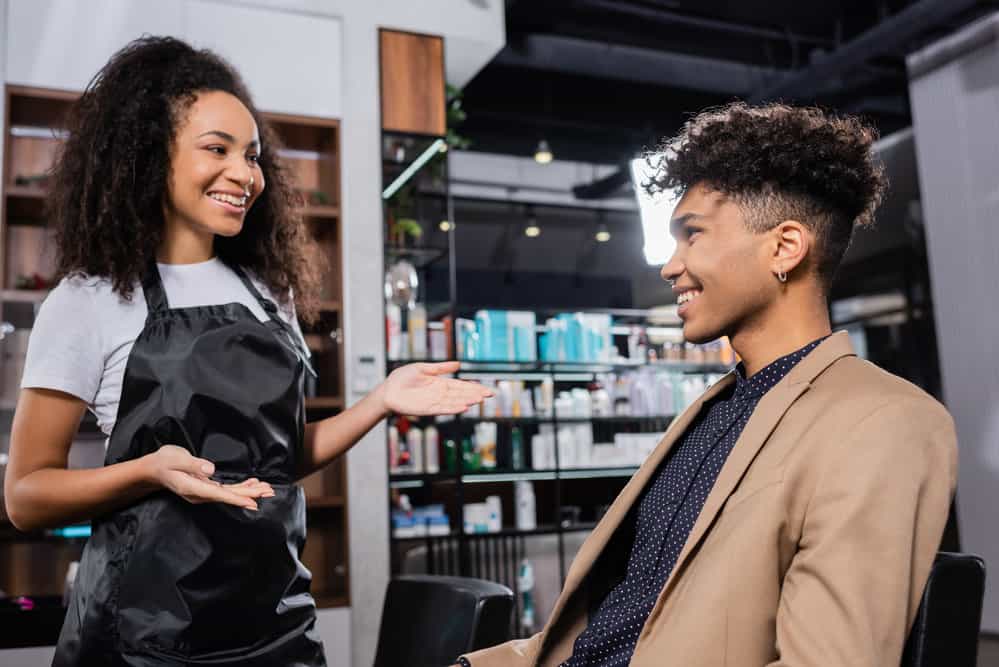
[{"x1": 223, "y1": 480, "x2": 275, "y2": 498}]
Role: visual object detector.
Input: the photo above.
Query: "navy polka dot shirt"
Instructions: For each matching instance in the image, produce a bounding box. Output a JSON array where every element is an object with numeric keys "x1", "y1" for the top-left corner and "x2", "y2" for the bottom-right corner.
[{"x1": 560, "y1": 337, "x2": 826, "y2": 666}]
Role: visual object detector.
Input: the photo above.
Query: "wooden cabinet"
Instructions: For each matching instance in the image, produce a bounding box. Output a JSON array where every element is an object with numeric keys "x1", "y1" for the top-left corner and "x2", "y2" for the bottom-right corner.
[
  {"x1": 380, "y1": 29, "x2": 446, "y2": 136},
  {"x1": 0, "y1": 87, "x2": 349, "y2": 608}
]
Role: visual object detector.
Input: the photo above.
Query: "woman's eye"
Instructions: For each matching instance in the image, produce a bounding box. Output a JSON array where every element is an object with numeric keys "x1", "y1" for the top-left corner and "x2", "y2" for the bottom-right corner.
[
  {"x1": 207, "y1": 146, "x2": 226, "y2": 156},
  {"x1": 247, "y1": 154, "x2": 260, "y2": 164}
]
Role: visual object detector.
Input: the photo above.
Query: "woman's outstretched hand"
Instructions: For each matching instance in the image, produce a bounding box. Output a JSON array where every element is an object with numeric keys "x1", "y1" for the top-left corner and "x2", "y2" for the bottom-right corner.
[
  {"x1": 146, "y1": 445, "x2": 275, "y2": 511},
  {"x1": 380, "y1": 361, "x2": 493, "y2": 416}
]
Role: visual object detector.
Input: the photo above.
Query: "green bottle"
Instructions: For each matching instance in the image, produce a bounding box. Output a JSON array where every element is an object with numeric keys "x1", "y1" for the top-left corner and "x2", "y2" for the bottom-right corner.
[
  {"x1": 443, "y1": 439, "x2": 458, "y2": 473},
  {"x1": 462, "y1": 437, "x2": 480, "y2": 472},
  {"x1": 510, "y1": 426, "x2": 524, "y2": 470}
]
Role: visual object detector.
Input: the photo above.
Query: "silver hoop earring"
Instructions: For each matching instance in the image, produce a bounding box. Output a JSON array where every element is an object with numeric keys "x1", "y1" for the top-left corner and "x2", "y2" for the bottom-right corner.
[{"x1": 777, "y1": 270, "x2": 788, "y2": 283}]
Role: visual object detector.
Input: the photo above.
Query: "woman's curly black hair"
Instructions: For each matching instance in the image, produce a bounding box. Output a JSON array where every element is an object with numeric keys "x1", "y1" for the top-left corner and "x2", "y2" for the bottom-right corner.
[
  {"x1": 648, "y1": 102, "x2": 887, "y2": 289},
  {"x1": 48, "y1": 36, "x2": 320, "y2": 321}
]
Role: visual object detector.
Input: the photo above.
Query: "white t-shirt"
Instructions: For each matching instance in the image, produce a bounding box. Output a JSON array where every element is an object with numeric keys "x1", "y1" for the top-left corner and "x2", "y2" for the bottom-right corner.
[{"x1": 21, "y1": 257, "x2": 307, "y2": 436}]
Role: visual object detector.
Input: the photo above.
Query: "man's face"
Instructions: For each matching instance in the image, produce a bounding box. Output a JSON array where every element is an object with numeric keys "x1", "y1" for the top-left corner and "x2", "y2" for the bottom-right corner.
[{"x1": 660, "y1": 183, "x2": 778, "y2": 344}]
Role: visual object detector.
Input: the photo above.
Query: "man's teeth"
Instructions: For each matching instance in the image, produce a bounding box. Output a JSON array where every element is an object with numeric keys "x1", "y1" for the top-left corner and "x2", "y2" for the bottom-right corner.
[
  {"x1": 678, "y1": 290, "x2": 702, "y2": 305},
  {"x1": 209, "y1": 192, "x2": 247, "y2": 207}
]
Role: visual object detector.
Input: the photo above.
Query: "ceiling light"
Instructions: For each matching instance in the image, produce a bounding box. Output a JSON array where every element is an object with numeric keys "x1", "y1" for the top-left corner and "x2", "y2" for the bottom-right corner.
[
  {"x1": 439, "y1": 220, "x2": 453, "y2": 232},
  {"x1": 534, "y1": 139, "x2": 553, "y2": 165},
  {"x1": 595, "y1": 222, "x2": 611, "y2": 243},
  {"x1": 524, "y1": 207, "x2": 541, "y2": 237}
]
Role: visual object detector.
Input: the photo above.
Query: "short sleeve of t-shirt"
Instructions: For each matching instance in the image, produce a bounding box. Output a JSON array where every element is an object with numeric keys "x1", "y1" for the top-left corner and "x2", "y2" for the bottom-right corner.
[{"x1": 21, "y1": 277, "x2": 105, "y2": 403}]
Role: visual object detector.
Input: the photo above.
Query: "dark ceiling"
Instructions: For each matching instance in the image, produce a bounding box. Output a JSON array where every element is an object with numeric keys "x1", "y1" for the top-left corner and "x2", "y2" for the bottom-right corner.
[{"x1": 458, "y1": 0, "x2": 997, "y2": 164}]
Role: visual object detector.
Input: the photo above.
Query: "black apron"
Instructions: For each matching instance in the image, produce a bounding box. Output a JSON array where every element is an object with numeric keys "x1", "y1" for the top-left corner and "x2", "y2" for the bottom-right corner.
[{"x1": 53, "y1": 260, "x2": 325, "y2": 666}]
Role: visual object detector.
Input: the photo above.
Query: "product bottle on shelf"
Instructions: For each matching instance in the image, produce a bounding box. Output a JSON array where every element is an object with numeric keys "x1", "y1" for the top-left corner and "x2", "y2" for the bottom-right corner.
[
  {"x1": 388, "y1": 425, "x2": 400, "y2": 472},
  {"x1": 461, "y1": 437, "x2": 479, "y2": 472},
  {"x1": 510, "y1": 426, "x2": 525, "y2": 470},
  {"x1": 518, "y1": 558, "x2": 536, "y2": 635},
  {"x1": 443, "y1": 439, "x2": 458, "y2": 473},
  {"x1": 424, "y1": 425, "x2": 439, "y2": 473},
  {"x1": 515, "y1": 480, "x2": 537, "y2": 530},
  {"x1": 407, "y1": 426, "x2": 424, "y2": 473}
]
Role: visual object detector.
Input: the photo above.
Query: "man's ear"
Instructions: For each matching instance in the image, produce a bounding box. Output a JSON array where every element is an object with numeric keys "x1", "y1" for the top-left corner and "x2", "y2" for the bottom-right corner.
[{"x1": 771, "y1": 220, "x2": 811, "y2": 278}]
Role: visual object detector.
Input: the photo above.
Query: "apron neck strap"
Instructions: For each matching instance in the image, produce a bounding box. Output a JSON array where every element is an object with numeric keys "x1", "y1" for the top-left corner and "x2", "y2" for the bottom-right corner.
[
  {"x1": 226, "y1": 262, "x2": 281, "y2": 322},
  {"x1": 141, "y1": 261, "x2": 170, "y2": 313}
]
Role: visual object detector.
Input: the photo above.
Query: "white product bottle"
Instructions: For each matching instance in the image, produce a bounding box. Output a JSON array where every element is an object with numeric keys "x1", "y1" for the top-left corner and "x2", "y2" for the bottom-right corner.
[
  {"x1": 515, "y1": 481, "x2": 537, "y2": 530},
  {"x1": 485, "y1": 495, "x2": 503, "y2": 533},
  {"x1": 409, "y1": 304, "x2": 428, "y2": 359},
  {"x1": 388, "y1": 425, "x2": 400, "y2": 472},
  {"x1": 424, "y1": 425, "x2": 439, "y2": 473},
  {"x1": 386, "y1": 304, "x2": 402, "y2": 360},
  {"x1": 407, "y1": 427, "x2": 424, "y2": 473}
]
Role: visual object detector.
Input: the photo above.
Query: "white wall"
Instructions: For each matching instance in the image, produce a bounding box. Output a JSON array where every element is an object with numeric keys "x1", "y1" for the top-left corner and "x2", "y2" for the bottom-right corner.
[
  {"x1": 0, "y1": 1, "x2": 505, "y2": 665},
  {"x1": 907, "y1": 12, "x2": 999, "y2": 632}
]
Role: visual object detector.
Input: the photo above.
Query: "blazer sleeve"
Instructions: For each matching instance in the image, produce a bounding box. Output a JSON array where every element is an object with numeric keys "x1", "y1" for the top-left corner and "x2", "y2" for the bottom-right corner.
[
  {"x1": 767, "y1": 400, "x2": 958, "y2": 667},
  {"x1": 459, "y1": 633, "x2": 543, "y2": 667}
]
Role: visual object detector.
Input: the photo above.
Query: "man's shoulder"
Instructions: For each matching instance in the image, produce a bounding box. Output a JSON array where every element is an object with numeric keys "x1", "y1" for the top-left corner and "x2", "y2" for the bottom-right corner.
[{"x1": 815, "y1": 354, "x2": 950, "y2": 424}]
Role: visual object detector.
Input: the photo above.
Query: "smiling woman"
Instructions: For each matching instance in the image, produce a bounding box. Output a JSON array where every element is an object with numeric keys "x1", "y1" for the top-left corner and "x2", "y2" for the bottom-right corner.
[{"x1": 2, "y1": 36, "x2": 493, "y2": 666}]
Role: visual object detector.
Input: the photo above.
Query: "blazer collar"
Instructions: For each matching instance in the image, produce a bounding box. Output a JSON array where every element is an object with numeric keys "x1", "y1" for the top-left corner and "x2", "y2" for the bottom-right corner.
[
  {"x1": 653, "y1": 331, "x2": 857, "y2": 603},
  {"x1": 538, "y1": 332, "x2": 857, "y2": 660}
]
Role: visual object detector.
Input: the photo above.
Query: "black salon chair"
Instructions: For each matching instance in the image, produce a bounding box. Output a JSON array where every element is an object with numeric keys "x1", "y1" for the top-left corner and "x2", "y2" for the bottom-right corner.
[
  {"x1": 901, "y1": 552, "x2": 986, "y2": 667},
  {"x1": 373, "y1": 575, "x2": 515, "y2": 667}
]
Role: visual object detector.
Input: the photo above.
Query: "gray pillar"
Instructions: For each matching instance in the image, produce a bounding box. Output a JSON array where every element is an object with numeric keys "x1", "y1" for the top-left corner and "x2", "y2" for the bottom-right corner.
[{"x1": 907, "y1": 12, "x2": 999, "y2": 632}]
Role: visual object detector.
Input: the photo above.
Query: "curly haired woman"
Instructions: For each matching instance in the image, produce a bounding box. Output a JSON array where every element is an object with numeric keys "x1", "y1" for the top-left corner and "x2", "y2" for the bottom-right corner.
[
  {"x1": 3, "y1": 36, "x2": 490, "y2": 666},
  {"x1": 456, "y1": 103, "x2": 957, "y2": 667}
]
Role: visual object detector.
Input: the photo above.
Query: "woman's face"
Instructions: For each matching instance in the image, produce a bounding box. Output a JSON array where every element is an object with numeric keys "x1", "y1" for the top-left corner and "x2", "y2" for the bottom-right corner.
[{"x1": 164, "y1": 90, "x2": 265, "y2": 239}]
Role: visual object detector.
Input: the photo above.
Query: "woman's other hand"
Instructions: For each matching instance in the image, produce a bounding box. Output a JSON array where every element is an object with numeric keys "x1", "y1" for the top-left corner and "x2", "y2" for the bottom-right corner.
[
  {"x1": 145, "y1": 445, "x2": 274, "y2": 510},
  {"x1": 380, "y1": 361, "x2": 494, "y2": 416}
]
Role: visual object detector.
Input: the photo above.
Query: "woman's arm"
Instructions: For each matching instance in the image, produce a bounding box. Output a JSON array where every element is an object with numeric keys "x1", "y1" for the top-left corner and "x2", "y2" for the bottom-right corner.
[
  {"x1": 299, "y1": 362, "x2": 492, "y2": 478},
  {"x1": 4, "y1": 388, "x2": 274, "y2": 532}
]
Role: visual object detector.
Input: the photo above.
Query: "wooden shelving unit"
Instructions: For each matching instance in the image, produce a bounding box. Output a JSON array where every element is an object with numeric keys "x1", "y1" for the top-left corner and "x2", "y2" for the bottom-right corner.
[{"x1": 0, "y1": 87, "x2": 350, "y2": 608}]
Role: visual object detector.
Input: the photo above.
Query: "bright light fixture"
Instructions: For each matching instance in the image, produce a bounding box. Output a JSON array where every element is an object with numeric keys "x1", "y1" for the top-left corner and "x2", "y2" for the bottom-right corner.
[
  {"x1": 382, "y1": 138, "x2": 446, "y2": 200},
  {"x1": 630, "y1": 156, "x2": 679, "y2": 265},
  {"x1": 439, "y1": 220, "x2": 453, "y2": 232},
  {"x1": 595, "y1": 223, "x2": 611, "y2": 242},
  {"x1": 534, "y1": 139, "x2": 553, "y2": 164}
]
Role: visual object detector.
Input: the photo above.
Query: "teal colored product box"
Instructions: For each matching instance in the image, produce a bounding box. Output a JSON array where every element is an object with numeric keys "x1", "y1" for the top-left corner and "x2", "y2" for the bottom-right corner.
[
  {"x1": 509, "y1": 311, "x2": 537, "y2": 361},
  {"x1": 475, "y1": 310, "x2": 536, "y2": 361},
  {"x1": 475, "y1": 310, "x2": 509, "y2": 361},
  {"x1": 558, "y1": 313, "x2": 583, "y2": 362}
]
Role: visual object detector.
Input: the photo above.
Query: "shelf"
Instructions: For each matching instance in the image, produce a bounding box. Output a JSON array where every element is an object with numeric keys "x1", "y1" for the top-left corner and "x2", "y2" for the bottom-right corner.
[
  {"x1": 306, "y1": 495, "x2": 345, "y2": 509},
  {"x1": 388, "y1": 466, "x2": 640, "y2": 487},
  {"x1": 385, "y1": 245, "x2": 449, "y2": 269},
  {"x1": 387, "y1": 358, "x2": 731, "y2": 375},
  {"x1": 0, "y1": 289, "x2": 49, "y2": 303},
  {"x1": 318, "y1": 300, "x2": 341, "y2": 312},
  {"x1": 313, "y1": 594, "x2": 349, "y2": 608},
  {"x1": 5, "y1": 185, "x2": 47, "y2": 199},
  {"x1": 302, "y1": 204, "x2": 339, "y2": 219},
  {"x1": 305, "y1": 396, "x2": 344, "y2": 410},
  {"x1": 426, "y1": 415, "x2": 675, "y2": 426},
  {"x1": 392, "y1": 522, "x2": 600, "y2": 541}
]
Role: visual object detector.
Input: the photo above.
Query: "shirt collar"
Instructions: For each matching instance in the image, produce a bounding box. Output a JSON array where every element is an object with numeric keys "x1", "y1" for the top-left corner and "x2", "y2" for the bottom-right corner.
[{"x1": 733, "y1": 335, "x2": 829, "y2": 400}]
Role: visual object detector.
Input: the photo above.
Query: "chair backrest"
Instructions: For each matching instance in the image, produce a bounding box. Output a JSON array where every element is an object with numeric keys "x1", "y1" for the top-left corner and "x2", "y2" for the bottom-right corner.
[
  {"x1": 373, "y1": 575, "x2": 515, "y2": 667},
  {"x1": 901, "y1": 552, "x2": 986, "y2": 667}
]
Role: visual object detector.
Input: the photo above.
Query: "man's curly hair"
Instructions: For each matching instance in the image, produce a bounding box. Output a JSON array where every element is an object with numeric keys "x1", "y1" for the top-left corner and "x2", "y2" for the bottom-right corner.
[
  {"x1": 647, "y1": 102, "x2": 887, "y2": 290},
  {"x1": 48, "y1": 36, "x2": 320, "y2": 321}
]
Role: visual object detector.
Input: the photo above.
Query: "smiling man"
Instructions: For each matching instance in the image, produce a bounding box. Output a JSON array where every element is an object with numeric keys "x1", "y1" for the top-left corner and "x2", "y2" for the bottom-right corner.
[{"x1": 458, "y1": 103, "x2": 958, "y2": 666}]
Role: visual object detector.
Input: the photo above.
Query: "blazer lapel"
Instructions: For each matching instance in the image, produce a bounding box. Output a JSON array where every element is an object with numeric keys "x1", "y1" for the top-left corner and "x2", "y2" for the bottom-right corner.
[
  {"x1": 544, "y1": 372, "x2": 737, "y2": 625},
  {"x1": 653, "y1": 332, "x2": 858, "y2": 605}
]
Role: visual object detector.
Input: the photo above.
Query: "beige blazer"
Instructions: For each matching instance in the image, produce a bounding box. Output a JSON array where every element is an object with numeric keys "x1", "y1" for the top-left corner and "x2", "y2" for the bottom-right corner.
[{"x1": 465, "y1": 332, "x2": 957, "y2": 667}]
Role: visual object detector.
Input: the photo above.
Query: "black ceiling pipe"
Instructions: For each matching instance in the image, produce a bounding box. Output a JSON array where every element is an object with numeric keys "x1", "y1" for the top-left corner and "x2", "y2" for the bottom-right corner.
[{"x1": 749, "y1": 0, "x2": 981, "y2": 103}]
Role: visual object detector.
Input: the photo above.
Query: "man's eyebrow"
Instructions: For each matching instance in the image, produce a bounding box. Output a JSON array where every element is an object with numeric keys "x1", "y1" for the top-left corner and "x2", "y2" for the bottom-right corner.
[{"x1": 197, "y1": 130, "x2": 259, "y2": 148}]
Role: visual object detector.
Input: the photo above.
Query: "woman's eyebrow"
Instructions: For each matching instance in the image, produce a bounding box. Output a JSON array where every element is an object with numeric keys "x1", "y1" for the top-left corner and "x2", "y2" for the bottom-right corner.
[{"x1": 197, "y1": 130, "x2": 259, "y2": 148}]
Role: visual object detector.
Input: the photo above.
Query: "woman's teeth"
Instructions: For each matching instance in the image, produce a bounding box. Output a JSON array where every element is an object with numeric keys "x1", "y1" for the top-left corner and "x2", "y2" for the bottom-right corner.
[
  {"x1": 209, "y1": 192, "x2": 247, "y2": 207},
  {"x1": 677, "y1": 290, "x2": 702, "y2": 305}
]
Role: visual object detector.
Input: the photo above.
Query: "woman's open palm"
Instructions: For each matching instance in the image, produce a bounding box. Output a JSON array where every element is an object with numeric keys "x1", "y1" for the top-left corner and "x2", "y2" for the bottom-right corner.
[{"x1": 382, "y1": 361, "x2": 493, "y2": 416}]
